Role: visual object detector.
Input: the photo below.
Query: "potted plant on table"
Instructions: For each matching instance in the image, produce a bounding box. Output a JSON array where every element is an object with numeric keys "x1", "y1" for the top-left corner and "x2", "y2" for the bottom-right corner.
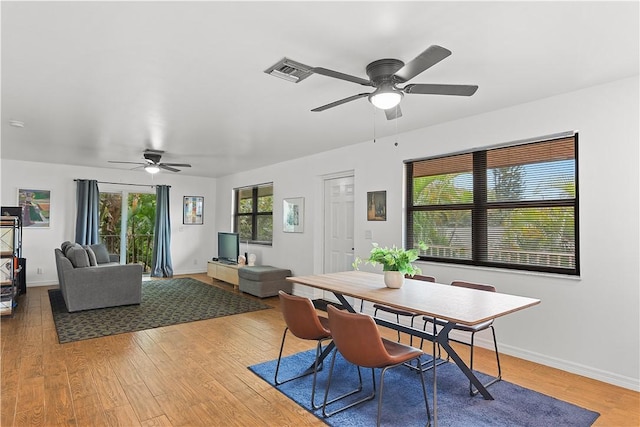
[{"x1": 353, "y1": 241, "x2": 428, "y2": 288}]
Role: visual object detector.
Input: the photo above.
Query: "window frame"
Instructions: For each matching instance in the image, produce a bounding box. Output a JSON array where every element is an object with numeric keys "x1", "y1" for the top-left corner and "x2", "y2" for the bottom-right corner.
[
  {"x1": 233, "y1": 183, "x2": 273, "y2": 245},
  {"x1": 406, "y1": 133, "x2": 579, "y2": 276}
]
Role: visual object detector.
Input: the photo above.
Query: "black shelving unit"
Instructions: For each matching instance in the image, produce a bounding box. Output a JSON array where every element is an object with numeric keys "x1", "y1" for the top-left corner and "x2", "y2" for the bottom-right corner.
[{"x1": 1, "y1": 215, "x2": 22, "y2": 317}]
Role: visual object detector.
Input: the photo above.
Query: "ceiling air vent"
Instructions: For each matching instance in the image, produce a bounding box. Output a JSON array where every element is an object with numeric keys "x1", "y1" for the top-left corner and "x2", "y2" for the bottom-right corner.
[{"x1": 264, "y1": 57, "x2": 313, "y2": 83}]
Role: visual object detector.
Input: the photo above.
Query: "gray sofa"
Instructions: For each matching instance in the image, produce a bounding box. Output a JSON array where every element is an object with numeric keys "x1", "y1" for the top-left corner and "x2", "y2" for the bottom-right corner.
[{"x1": 54, "y1": 241, "x2": 143, "y2": 312}]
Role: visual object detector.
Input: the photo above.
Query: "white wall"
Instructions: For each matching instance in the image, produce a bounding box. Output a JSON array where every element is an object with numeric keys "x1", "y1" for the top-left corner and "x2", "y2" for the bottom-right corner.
[
  {"x1": 0, "y1": 161, "x2": 217, "y2": 285},
  {"x1": 214, "y1": 76, "x2": 640, "y2": 391}
]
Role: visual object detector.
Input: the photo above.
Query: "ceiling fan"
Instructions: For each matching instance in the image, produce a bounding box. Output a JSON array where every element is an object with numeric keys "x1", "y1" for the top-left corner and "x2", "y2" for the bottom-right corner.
[
  {"x1": 108, "y1": 149, "x2": 192, "y2": 174},
  {"x1": 311, "y1": 45, "x2": 478, "y2": 120}
]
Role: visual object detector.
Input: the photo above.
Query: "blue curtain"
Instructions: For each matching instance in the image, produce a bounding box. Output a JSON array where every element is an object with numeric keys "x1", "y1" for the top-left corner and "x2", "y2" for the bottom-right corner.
[
  {"x1": 151, "y1": 185, "x2": 173, "y2": 277},
  {"x1": 75, "y1": 179, "x2": 100, "y2": 245}
]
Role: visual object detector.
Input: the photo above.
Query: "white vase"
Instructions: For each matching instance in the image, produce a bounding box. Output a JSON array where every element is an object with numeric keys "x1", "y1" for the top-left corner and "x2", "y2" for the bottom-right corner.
[{"x1": 384, "y1": 271, "x2": 404, "y2": 288}]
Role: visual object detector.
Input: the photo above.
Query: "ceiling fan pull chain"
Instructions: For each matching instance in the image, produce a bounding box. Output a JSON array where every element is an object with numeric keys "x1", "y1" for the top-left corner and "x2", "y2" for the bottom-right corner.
[
  {"x1": 395, "y1": 106, "x2": 399, "y2": 146},
  {"x1": 373, "y1": 106, "x2": 377, "y2": 143}
]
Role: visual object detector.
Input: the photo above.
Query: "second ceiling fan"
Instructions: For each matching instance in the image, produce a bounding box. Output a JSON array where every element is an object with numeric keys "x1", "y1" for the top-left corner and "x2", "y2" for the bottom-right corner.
[{"x1": 311, "y1": 45, "x2": 478, "y2": 120}]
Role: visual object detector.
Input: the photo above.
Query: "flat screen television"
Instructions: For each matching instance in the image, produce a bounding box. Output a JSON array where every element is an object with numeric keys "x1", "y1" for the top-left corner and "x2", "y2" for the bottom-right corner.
[{"x1": 217, "y1": 232, "x2": 239, "y2": 264}]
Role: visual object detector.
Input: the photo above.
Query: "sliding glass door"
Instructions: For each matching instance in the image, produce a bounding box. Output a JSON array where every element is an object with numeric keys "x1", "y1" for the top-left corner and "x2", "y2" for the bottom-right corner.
[{"x1": 99, "y1": 190, "x2": 156, "y2": 273}]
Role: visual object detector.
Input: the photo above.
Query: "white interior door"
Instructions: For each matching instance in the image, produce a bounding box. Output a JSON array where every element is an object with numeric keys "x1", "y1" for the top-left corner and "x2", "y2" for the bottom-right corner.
[{"x1": 323, "y1": 175, "x2": 355, "y2": 302}]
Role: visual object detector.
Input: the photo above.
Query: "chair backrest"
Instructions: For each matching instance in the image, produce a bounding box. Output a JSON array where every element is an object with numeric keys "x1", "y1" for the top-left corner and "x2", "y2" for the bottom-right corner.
[
  {"x1": 327, "y1": 305, "x2": 392, "y2": 368},
  {"x1": 408, "y1": 274, "x2": 436, "y2": 282},
  {"x1": 278, "y1": 291, "x2": 330, "y2": 340},
  {"x1": 451, "y1": 280, "x2": 496, "y2": 293}
]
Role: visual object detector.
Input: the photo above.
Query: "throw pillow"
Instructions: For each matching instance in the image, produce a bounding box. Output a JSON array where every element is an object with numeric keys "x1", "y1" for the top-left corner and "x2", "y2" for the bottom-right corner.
[
  {"x1": 67, "y1": 246, "x2": 90, "y2": 268},
  {"x1": 83, "y1": 245, "x2": 98, "y2": 266},
  {"x1": 61, "y1": 241, "x2": 73, "y2": 253},
  {"x1": 64, "y1": 243, "x2": 82, "y2": 258},
  {"x1": 90, "y1": 243, "x2": 111, "y2": 264}
]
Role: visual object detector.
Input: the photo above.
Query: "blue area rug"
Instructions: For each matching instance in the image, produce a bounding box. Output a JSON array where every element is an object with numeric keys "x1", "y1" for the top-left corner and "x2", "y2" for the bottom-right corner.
[{"x1": 249, "y1": 349, "x2": 599, "y2": 426}]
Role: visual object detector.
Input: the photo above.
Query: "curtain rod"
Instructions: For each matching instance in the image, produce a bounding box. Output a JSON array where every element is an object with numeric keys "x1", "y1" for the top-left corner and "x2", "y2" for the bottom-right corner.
[{"x1": 74, "y1": 179, "x2": 170, "y2": 188}]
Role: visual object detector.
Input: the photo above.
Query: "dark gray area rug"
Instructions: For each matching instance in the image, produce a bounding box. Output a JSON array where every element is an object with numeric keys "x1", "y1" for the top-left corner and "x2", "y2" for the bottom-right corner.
[
  {"x1": 249, "y1": 349, "x2": 600, "y2": 427},
  {"x1": 49, "y1": 277, "x2": 271, "y2": 343}
]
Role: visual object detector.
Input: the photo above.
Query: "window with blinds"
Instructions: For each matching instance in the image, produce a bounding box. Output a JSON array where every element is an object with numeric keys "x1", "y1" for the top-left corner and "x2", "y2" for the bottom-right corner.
[{"x1": 406, "y1": 134, "x2": 578, "y2": 275}]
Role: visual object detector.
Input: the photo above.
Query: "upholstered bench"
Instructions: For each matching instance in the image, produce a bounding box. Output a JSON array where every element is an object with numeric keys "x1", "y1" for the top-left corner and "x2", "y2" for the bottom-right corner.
[{"x1": 238, "y1": 266, "x2": 292, "y2": 298}]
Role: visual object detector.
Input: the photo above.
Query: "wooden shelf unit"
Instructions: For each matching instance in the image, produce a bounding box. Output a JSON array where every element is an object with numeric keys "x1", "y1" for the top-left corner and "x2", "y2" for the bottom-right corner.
[{"x1": 207, "y1": 260, "x2": 240, "y2": 288}]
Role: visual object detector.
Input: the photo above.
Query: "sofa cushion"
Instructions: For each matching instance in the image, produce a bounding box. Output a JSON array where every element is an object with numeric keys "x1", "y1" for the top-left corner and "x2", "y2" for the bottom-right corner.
[
  {"x1": 83, "y1": 245, "x2": 98, "y2": 266},
  {"x1": 66, "y1": 245, "x2": 90, "y2": 268},
  {"x1": 90, "y1": 243, "x2": 111, "y2": 264}
]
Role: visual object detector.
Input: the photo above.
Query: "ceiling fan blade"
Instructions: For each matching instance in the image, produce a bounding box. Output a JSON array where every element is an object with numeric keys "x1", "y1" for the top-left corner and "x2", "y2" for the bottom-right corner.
[
  {"x1": 404, "y1": 83, "x2": 478, "y2": 96},
  {"x1": 160, "y1": 163, "x2": 191, "y2": 168},
  {"x1": 158, "y1": 164, "x2": 180, "y2": 172},
  {"x1": 311, "y1": 93, "x2": 370, "y2": 112},
  {"x1": 108, "y1": 161, "x2": 146, "y2": 165},
  {"x1": 385, "y1": 105, "x2": 403, "y2": 120},
  {"x1": 394, "y1": 45, "x2": 452, "y2": 83},
  {"x1": 311, "y1": 67, "x2": 373, "y2": 86}
]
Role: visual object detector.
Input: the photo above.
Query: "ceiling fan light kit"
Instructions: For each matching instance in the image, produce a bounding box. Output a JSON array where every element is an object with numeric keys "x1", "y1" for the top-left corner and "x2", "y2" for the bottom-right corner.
[
  {"x1": 369, "y1": 85, "x2": 403, "y2": 110},
  {"x1": 144, "y1": 165, "x2": 160, "y2": 174}
]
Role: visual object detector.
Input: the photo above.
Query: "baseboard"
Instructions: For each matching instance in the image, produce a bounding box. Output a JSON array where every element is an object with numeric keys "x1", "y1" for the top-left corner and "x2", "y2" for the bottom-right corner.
[
  {"x1": 172, "y1": 269, "x2": 208, "y2": 276},
  {"x1": 494, "y1": 341, "x2": 640, "y2": 392},
  {"x1": 25, "y1": 280, "x2": 58, "y2": 287}
]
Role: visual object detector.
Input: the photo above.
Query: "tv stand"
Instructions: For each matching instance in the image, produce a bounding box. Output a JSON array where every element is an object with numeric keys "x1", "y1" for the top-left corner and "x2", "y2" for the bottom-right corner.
[{"x1": 207, "y1": 260, "x2": 240, "y2": 289}]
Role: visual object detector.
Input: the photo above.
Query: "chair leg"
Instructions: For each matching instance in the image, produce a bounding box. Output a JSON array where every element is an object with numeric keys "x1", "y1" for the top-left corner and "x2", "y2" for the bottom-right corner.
[
  {"x1": 275, "y1": 328, "x2": 331, "y2": 409},
  {"x1": 377, "y1": 358, "x2": 431, "y2": 427},
  {"x1": 322, "y1": 348, "x2": 376, "y2": 418},
  {"x1": 469, "y1": 326, "x2": 502, "y2": 396},
  {"x1": 408, "y1": 316, "x2": 415, "y2": 347},
  {"x1": 407, "y1": 319, "x2": 446, "y2": 373},
  {"x1": 274, "y1": 327, "x2": 290, "y2": 386}
]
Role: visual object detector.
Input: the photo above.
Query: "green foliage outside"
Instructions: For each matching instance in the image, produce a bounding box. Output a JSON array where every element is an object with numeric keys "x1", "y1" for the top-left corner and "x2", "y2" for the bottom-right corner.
[
  {"x1": 412, "y1": 165, "x2": 575, "y2": 266},
  {"x1": 99, "y1": 192, "x2": 156, "y2": 272},
  {"x1": 237, "y1": 192, "x2": 273, "y2": 243}
]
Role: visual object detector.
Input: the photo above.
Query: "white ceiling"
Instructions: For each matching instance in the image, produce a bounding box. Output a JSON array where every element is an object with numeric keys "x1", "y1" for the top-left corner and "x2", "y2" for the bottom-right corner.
[{"x1": 1, "y1": 1, "x2": 638, "y2": 178}]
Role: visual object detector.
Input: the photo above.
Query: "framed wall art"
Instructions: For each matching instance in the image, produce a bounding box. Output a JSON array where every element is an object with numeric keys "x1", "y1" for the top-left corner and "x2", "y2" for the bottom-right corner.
[
  {"x1": 18, "y1": 188, "x2": 51, "y2": 228},
  {"x1": 367, "y1": 190, "x2": 386, "y2": 221},
  {"x1": 283, "y1": 197, "x2": 304, "y2": 233},
  {"x1": 183, "y1": 196, "x2": 204, "y2": 225}
]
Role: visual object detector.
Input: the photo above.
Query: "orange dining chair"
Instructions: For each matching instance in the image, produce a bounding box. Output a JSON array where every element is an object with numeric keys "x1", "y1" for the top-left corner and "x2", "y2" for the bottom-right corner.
[
  {"x1": 422, "y1": 280, "x2": 502, "y2": 395},
  {"x1": 323, "y1": 305, "x2": 431, "y2": 427},
  {"x1": 275, "y1": 290, "x2": 333, "y2": 409}
]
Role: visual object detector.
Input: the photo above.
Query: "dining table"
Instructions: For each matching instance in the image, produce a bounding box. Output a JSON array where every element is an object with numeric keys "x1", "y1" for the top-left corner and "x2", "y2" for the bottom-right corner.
[{"x1": 286, "y1": 270, "x2": 541, "y2": 424}]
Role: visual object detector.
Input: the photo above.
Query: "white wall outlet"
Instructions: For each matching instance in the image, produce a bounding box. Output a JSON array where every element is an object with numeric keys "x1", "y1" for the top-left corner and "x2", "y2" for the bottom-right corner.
[
  {"x1": 193, "y1": 259, "x2": 198, "y2": 265},
  {"x1": 37, "y1": 267, "x2": 43, "y2": 274},
  {"x1": 365, "y1": 230, "x2": 372, "y2": 239}
]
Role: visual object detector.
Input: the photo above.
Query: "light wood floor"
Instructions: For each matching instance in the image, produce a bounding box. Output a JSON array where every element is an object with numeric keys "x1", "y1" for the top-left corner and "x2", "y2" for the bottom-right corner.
[{"x1": 1, "y1": 273, "x2": 638, "y2": 426}]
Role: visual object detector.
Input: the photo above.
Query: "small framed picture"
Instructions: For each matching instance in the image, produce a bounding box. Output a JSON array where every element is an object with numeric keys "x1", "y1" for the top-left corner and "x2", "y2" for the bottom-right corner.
[
  {"x1": 18, "y1": 188, "x2": 51, "y2": 228},
  {"x1": 283, "y1": 197, "x2": 304, "y2": 233},
  {"x1": 183, "y1": 196, "x2": 204, "y2": 225},
  {"x1": 367, "y1": 191, "x2": 386, "y2": 221}
]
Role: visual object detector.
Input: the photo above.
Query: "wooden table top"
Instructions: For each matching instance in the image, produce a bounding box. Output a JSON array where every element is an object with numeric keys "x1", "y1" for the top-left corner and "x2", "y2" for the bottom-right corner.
[{"x1": 287, "y1": 271, "x2": 540, "y2": 326}]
